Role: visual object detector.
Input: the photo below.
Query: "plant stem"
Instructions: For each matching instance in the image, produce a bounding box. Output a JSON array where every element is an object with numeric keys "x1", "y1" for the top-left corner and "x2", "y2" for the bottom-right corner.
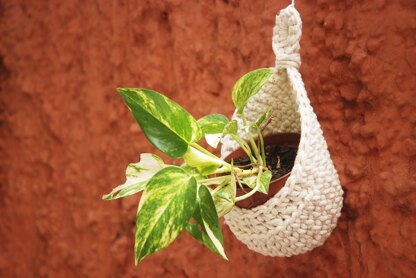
[
  {"x1": 198, "y1": 175, "x2": 230, "y2": 185},
  {"x1": 235, "y1": 175, "x2": 250, "y2": 194},
  {"x1": 231, "y1": 134, "x2": 257, "y2": 164},
  {"x1": 255, "y1": 126, "x2": 267, "y2": 167},
  {"x1": 213, "y1": 166, "x2": 232, "y2": 174},
  {"x1": 236, "y1": 167, "x2": 259, "y2": 177},
  {"x1": 240, "y1": 113, "x2": 261, "y2": 163},
  {"x1": 212, "y1": 166, "x2": 258, "y2": 177}
]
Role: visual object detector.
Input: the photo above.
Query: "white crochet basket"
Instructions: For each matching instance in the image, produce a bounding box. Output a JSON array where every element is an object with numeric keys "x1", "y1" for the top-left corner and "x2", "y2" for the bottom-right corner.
[{"x1": 221, "y1": 4, "x2": 344, "y2": 257}]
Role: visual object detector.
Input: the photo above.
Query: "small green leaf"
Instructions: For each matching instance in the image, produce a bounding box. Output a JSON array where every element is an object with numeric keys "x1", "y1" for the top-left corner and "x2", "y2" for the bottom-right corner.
[
  {"x1": 212, "y1": 177, "x2": 236, "y2": 217},
  {"x1": 243, "y1": 170, "x2": 272, "y2": 194},
  {"x1": 183, "y1": 147, "x2": 223, "y2": 175},
  {"x1": 242, "y1": 175, "x2": 257, "y2": 190},
  {"x1": 119, "y1": 88, "x2": 202, "y2": 158},
  {"x1": 222, "y1": 120, "x2": 238, "y2": 135},
  {"x1": 135, "y1": 166, "x2": 197, "y2": 265},
  {"x1": 258, "y1": 169, "x2": 272, "y2": 194},
  {"x1": 253, "y1": 108, "x2": 273, "y2": 128},
  {"x1": 232, "y1": 68, "x2": 273, "y2": 113},
  {"x1": 103, "y1": 154, "x2": 164, "y2": 200},
  {"x1": 186, "y1": 185, "x2": 227, "y2": 260},
  {"x1": 198, "y1": 114, "x2": 229, "y2": 135},
  {"x1": 198, "y1": 114, "x2": 229, "y2": 148}
]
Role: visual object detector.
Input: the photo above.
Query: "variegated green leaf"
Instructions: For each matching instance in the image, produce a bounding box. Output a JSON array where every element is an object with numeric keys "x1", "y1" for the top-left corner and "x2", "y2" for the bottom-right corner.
[
  {"x1": 186, "y1": 185, "x2": 227, "y2": 260},
  {"x1": 183, "y1": 147, "x2": 224, "y2": 175},
  {"x1": 242, "y1": 175, "x2": 257, "y2": 190},
  {"x1": 119, "y1": 88, "x2": 202, "y2": 158},
  {"x1": 198, "y1": 114, "x2": 229, "y2": 135},
  {"x1": 135, "y1": 166, "x2": 197, "y2": 264},
  {"x1": 242, "y1": 170, "x2": 272, "y2": 194},
  {"x1": 198, "y1": 114, "x2": 229, "y2": 148},
  {"x1": 258, "y1": 169, "x2": 272, "y2": 194},
  {"x1": 232, "y1": 68, "x2": 273, "y2": 113},
  {"x1": 103, "y1": 154, "x2": 164, "y2": 200},
  {"x1": 222, "y1": 120, "x2": 238, "y2": 135},
  {"x1": 212, "y1": 176, "x2": 236, "y2": 217}
]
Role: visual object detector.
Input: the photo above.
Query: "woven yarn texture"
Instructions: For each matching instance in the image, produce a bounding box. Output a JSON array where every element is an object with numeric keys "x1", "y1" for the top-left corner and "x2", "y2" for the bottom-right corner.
[{"x1": 221, "y1": 5, "x2": 344, "y2": 257}]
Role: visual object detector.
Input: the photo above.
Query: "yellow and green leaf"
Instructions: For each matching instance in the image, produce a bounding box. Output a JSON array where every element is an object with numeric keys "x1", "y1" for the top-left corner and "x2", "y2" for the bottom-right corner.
[
  {"x1": 232, "y1": 68, "x2": 273, "y2": 114},
  {"x1": 134, "y1": 166, "x2": 197, "y2": 264},
  {"x1": 197, "y1": 114, "x2": 229, "y2": 148},
  {"x1": 119, "y1": 88, "x2": 202, "y2": 158},
  {"x1": 258, "y1": 169, "x2": 272, "y2": 194},
  {"x1": 183, "y1": 147, "x2": 224, "y2": 175},
  {"x1": 198, "y1": 114, "x2": 229, "y2": 135},
  {"x1": 212, "y1": 177, "x2": 236, "y2": 217},
  {"x1": 222, "y1": 120, "x2": 238, "y2": 135},
  {"x1": 186, "y1": 185, "x2": 227, "y2": 260},
  {"x1": 242, "y1": 170, "x2": 272, "y2": 194}
]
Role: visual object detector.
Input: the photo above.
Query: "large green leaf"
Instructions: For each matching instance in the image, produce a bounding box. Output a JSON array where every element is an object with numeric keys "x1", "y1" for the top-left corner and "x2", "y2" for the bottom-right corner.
[
  {"x1": 119, "y1": 88, "x2": 202, "y2": 158},
  {"x1": 103, "y1": 154, "x2": 164, "y2": 200},
  {"x1": 231, "y1": 68, "x2": 273, "y2": 113},
  {"x1": 135, "y1": 166, "x2": 197, "y2": 264},
  {"x1": 186, "y1": 185, "x2": 227, "y2": 260},
  {"x1": 183, "y1": 147, "x2": 224, "y2": 175}
]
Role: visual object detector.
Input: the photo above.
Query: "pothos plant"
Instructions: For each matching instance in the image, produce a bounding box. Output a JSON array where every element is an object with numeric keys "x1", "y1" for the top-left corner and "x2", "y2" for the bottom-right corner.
[{"x1": 103, "y1": 68, "x2": 274, "y2": 265}]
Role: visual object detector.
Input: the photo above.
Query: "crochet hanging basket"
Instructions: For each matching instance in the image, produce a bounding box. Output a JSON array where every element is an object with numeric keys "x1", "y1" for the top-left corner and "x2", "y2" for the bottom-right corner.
[{"x1": 221, "y1": 4, "x2": 344, "y2": 257}]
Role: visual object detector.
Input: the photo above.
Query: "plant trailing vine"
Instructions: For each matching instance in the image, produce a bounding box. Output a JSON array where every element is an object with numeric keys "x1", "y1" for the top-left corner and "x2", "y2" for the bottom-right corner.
[{"x1": 103, "y1": 68, "x2": 275, "y2": 265}]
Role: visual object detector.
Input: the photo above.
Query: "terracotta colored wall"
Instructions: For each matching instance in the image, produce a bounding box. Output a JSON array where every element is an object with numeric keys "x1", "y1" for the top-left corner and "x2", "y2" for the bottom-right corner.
[{"x1": 1, "y1": 0, "x2": 415, "y2": 277}]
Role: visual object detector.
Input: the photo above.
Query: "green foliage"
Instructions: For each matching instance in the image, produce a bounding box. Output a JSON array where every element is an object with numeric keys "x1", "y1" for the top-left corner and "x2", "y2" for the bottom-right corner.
[
  {"x1": 198, "y1": 114, "x2": 229, "y2": 135},
  {"x1": 232, "y1": 68, "x2": 273, "y2": 114},
  {"x1": 198, "y1": 114, "x2": 230, "y2": 148},
  {"x1": 119, "y1": 88, "x2": 202, "y2": 158},
  {"x1": 186, "y1": 185, "x2": 227, "y2": 259},
  {"x1": 134, "y1": 166, "x2": 197, "y2": 264},
  {"x1": 211, "y1": 176, "x2": 236, "y2": 217},
  {"x1": 105, "y1": 67, "x2": 280, "y2": 265},
  {"x1": 222, "y1": 120, "x2": 238, "y2": 135},
  {"x1": 183, "y1": 147, "x2": 224, "y2": 175},
  {"x1": 258, "y1": 169, "x2": 272, "y2": 194}
]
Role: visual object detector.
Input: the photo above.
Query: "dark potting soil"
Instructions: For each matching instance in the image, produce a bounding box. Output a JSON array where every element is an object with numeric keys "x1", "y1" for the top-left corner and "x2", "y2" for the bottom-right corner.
[{"x1": 233, "y1": 144, "x2": 297, "y2": 181}]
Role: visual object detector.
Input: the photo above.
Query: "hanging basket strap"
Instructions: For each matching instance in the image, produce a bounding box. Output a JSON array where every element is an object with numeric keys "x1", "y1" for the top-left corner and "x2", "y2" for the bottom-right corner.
[{"x1": 273, "y1": 5, "x2": 301, "y2": 70}]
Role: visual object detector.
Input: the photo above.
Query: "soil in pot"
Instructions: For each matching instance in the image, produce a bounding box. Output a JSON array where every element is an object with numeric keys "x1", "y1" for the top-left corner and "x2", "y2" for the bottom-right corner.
[
  {"x1": 225, "y1": 133, "x2": 300, "y2": 209},
  {"x1": 233, "y1": 144, "x2": 297, "y2": 181}
]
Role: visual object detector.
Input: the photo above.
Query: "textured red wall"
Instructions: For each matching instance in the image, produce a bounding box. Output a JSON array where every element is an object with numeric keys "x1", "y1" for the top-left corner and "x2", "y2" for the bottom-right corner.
[{"x1": 1, "y1": 0, "x2": 415, "y2": 277}]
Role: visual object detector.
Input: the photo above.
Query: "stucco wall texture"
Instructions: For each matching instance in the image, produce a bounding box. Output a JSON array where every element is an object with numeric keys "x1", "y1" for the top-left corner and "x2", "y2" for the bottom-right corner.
[{"x1": 0, "y1": 0, "x2": 415, "y2": 277}]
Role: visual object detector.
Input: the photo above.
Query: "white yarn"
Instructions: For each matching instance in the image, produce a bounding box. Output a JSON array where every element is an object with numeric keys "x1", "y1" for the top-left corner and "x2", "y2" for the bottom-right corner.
[{"x1": 221, "y1": 5, "x2": 343, "y2": 257}]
